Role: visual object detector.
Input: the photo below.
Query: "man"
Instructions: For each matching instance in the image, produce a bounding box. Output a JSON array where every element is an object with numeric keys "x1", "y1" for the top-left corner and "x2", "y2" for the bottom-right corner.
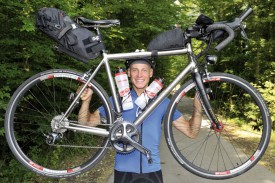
[{"x1": 78, "y1": 58, "x2": 202, "y2": 183}]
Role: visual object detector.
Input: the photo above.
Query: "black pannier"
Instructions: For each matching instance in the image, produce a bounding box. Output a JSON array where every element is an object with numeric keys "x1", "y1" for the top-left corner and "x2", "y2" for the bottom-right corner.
[
  {"x1": 35, "y1": 7, "x2": 104, "y2": 63},
  {"x1": 147, "y1": 28, "x2": 184, "y2": 51}
]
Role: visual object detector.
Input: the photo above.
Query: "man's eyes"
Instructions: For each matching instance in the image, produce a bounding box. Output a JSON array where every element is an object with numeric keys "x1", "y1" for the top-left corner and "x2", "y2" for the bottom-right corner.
[{"x1": 132, "y1": 69, "x2": 148, "y2": 73}]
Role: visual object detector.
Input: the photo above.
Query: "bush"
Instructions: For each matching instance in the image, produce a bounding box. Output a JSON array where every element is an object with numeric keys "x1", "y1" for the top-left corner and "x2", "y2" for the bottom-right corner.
[{"x1": 253, "y1": 81, "x2": 275, "y2": 131}]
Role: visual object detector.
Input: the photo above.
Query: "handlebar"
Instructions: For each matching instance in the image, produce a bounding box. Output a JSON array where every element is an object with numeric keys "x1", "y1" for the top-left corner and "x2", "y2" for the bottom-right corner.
[
  {"x1": 239, "y1": 7, "x2": 253, "y2": 21},
  {"x1": 206, "y1": 24, "x2": 235, "y2": 52},
  {"x1": 190, "y1": 7, "x2": 253, "y2": 52}
]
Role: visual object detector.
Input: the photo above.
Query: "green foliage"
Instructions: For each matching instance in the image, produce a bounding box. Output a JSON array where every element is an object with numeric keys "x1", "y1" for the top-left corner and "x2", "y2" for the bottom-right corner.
[
  {"x1": 254, "y1": 81, "x2": 275, "y2": 130},
  {"x1": 0, "y1": 0, "x2": 181, "y2": 181}
]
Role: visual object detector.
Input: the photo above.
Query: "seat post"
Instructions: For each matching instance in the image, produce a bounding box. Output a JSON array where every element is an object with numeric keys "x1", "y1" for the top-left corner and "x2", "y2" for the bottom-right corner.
[{"x1": 94, "y1": 27, "x2": 107, "y2": 53}]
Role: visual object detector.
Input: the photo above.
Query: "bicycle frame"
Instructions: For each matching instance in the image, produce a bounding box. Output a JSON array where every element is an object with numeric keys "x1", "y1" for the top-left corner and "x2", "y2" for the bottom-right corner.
[{"x1": 62, "y1": 42, "x2": 206, "y2": 137}]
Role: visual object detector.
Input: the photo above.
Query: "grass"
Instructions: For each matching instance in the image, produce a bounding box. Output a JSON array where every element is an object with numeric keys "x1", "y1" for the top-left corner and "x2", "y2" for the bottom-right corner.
[
  {"x1": 33, "y1": 150, "x2": 115, "y2": 183},
  {"x1": 262, "y1": 131, "x2": 275, "y2": 173},
  {"x1": 228, "y1": 120, "x2": 275, "y2": 173}
]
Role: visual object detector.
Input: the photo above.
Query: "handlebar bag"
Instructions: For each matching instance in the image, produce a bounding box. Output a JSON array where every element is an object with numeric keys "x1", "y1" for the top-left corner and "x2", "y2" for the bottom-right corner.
[
  {"x1": 147, "y1": 28, "x2": 184, "y2": 51},
  {"x1": 35, "y1": 7, "x2": 104, "y2": 63}
]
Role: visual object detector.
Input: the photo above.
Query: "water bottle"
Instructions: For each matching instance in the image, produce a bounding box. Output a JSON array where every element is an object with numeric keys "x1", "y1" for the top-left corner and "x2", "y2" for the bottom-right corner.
[
  {"x1": 135, "y1": 78, "x2": 164, "y2": 109},
  {"x1": 114, "y1": 68, "x2": 133, "y2": 110}
]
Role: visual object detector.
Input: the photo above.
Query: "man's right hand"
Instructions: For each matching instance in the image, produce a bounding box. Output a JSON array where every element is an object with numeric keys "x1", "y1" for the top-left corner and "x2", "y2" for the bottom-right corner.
[
  {"x1": 77, "y1": 85, "x2": 100, "y2": 126},
  {"x1": 76, "y1": 85, "x2": 93, "y2": 102}
]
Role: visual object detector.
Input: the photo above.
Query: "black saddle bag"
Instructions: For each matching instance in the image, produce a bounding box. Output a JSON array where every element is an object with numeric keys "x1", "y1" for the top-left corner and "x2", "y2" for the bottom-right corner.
[{"x1": 36, "y1": 7, "x2": 104, "y2": 63}]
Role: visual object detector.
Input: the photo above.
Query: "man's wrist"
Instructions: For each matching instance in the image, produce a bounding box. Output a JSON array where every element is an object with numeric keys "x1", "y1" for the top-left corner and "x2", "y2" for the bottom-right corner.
[
  {"x1": 193, "y1": 108, "x2": 202, "y2": 115},
  {"x1": 82, "y1": 98, "x2": 92, "y2": 104}
]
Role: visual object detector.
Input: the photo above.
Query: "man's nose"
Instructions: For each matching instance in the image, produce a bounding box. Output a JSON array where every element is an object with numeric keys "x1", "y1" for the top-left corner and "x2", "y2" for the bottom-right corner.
[{"x1": 137, "y1": 71, "x2": 143, "y2": 77}]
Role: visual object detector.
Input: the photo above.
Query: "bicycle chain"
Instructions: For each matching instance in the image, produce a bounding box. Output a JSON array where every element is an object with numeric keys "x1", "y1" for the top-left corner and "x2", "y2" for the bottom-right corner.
[{"x1": 47, "y1": 120, "x2": 112, "y2": 149}]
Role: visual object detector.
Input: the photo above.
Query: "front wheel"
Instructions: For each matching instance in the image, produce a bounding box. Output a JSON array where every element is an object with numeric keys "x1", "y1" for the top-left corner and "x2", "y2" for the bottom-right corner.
[
  {"x1": 164, "y1": 72, "x2": 271, "y2": 179},
  {"x1": 5, "y1": 69, "x2": 114, "y2": 178}
]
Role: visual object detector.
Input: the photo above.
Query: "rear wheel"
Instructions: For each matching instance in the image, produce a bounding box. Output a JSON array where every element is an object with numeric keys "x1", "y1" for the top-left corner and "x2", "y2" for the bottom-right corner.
[
  {"x1": 164, "y1": 72, "x2": 271, "y2": 179},
  {"x1": 5, "y1": 69, "x2": 113, "y2": 178}
]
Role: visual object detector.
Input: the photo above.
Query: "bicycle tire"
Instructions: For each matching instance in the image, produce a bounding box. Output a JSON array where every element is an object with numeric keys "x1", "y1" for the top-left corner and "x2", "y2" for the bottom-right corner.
[
  {"x1": 164, "y1": 72, "x2": 271, "y2": 179},
  {"x1": 5, "y1": 69, "x2": 114, "y2": 178}
]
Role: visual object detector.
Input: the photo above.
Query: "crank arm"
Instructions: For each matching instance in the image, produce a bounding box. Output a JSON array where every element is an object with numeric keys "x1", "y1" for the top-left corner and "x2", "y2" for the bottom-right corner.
[{"x1": 125, "y1": 136, "x2": 152, "y2": 164}]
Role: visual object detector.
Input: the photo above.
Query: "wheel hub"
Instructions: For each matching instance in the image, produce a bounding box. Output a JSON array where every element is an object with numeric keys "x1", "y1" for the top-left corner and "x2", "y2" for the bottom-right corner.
[
  {"x1": 211, "y1": 121, "x2": 224, "y2": 132},
  {"x1": 51, "y1": 115, "x2": 69, "y2": 133}
]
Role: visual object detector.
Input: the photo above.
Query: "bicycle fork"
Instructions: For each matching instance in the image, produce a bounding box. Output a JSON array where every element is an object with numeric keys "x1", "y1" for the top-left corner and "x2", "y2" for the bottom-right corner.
[{"x1": 192, "y1": 71, "x2": 224, "y2": 132}]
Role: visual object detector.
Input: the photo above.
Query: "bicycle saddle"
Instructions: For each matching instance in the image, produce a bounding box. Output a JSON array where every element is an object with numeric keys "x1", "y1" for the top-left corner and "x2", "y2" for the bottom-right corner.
[{"x1": 76, "y1": 17, "x2": 120, "y2": 27}]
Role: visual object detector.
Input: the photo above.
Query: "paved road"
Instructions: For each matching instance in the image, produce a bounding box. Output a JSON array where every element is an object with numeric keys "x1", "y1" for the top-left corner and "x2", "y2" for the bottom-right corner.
[
  {"x1": 107, "y1": 133, "x2": 275, "y2": 183},
  {"x1": 159, "y1": 132, "x2": 275, "y2": 183},
  {"x1": 107, "y1": 97, "x2": 275, "y2": 183}
]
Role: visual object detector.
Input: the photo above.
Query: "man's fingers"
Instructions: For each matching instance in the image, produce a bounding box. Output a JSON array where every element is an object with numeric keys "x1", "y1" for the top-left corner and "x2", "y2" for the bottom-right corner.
[
  {"x1": 76, "y1": 84, "x2": 85, "y2": 94},
  {"x1": 79, "y1": 88, "x2": 93, "y2": 101}
]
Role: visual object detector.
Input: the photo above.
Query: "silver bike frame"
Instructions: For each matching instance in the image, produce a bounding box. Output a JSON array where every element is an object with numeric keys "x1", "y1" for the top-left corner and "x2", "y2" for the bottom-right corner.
[{"x1": 64, "y1": 43, "x2": 197, "y2": 136}]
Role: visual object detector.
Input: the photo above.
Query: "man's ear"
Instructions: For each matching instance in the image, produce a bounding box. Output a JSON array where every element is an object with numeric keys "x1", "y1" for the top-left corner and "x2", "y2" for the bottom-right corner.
[
  {"x1": 127, "y1": 69, "x2": 131, "y2": 77},
  {"x1": 150, "y1": 68, "x2": 153, "y2": 77}
]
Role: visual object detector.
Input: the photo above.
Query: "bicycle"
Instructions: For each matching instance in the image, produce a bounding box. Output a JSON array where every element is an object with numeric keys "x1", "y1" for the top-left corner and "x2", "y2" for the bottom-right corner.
[{"x1": 5, "y1": 7, "x2": 271, "y2": 180}]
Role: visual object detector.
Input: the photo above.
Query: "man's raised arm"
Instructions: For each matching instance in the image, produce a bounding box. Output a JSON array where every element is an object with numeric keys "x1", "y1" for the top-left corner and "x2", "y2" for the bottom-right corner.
[
  {"x1": 77, "y1": 87, "x2": 101, "y2": 126},
  {"x1": 173, "y1": 94, "x2": 202, "y2": 138}
]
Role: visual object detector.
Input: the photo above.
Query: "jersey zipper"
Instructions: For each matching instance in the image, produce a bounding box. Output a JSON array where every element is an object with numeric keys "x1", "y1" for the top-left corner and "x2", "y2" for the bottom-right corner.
[{"x1": 140, "y1": 123, "x2": 143, "y2": 174}]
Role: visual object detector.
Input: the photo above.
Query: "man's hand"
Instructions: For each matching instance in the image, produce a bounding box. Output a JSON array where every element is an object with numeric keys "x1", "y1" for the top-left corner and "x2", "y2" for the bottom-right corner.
[
  {"x1": 77, "y1": 85, "x2": 100, "y2": 126},
  {"x1": 173, "y1": 92, "x2": 202, "y2": 139},
  {"x1": 76, "y1": 85, "x2": 93, "y2": 102},
  {"x1": 193, "y1": 92, "x2": 202, "y2": 115}
]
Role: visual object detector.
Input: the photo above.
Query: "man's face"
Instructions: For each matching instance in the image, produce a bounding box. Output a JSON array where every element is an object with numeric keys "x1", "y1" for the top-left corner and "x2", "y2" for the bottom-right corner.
[{"x1": 128, "y1": 63, "x2": 153, "y2": 93}]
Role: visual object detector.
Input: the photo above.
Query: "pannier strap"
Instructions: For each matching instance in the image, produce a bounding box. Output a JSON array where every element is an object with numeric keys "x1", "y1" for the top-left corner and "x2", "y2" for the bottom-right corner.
[
  {"x1": 77, "y1": 17, "x2": 120, "y2": 26},
  {"x1": 151, "y1": 50, "x2": 158, "y2": 59},
  {"x1": 58, "y1": 23, "x2": 78, "y2": 39},
  {"x1": 46, "y1": 21, "x2": 61, "y2": 29}
]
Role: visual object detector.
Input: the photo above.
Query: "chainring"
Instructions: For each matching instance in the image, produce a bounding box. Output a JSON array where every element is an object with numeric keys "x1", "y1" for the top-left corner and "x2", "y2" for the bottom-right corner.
[{"x1": 109, "y1": 120, "x2": 140, "y2": 153}]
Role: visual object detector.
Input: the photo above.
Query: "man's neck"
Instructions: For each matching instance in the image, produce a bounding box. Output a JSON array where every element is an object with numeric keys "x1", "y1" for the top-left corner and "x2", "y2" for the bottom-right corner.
[{"x1": 133, "y1": 87, "x2": 146, "y2": 96}]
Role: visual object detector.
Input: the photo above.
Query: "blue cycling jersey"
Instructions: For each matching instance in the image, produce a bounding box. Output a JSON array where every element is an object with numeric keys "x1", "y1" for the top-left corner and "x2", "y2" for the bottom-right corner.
[{"x1": 99, "y1": 89, "x2": 182, "y2": 173}]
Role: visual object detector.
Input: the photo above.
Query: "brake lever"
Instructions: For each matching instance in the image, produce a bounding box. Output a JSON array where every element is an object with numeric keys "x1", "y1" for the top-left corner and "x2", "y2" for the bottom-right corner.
[{"x1": 240, "y1": 23, "x2": 249, "y2": 41}]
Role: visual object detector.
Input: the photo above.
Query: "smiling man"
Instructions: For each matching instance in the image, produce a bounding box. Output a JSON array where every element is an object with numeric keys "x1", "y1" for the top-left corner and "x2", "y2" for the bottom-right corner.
[{"x1": 78, "y1": 58, "x2": 202, "y2": 183}]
